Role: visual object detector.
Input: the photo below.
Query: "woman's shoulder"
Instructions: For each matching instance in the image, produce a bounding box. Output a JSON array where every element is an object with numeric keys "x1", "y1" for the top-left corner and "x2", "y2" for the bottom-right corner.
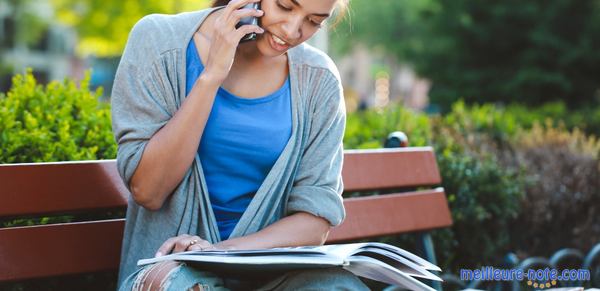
[
  {"x1": 122, "y1": 8, "x2": 216, "y2": 64},
  {"x1": 289, "y1": 44, "x2": 345, "y2": 113},
  {"x1": 131, "y1": 9, "x2": 206, "y2": 36},
  {"x1": 289, "y1": 43, "x2": 341, "y2": 83}
]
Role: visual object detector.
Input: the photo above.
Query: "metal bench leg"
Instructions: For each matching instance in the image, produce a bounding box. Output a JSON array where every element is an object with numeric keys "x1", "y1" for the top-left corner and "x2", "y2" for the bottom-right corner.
[{"x1": 417, "y1": 232, "x2": 442, "y2": 291}]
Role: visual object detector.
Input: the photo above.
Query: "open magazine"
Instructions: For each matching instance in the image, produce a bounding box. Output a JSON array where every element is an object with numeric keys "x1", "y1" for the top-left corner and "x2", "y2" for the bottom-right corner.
[{"x1": 138, "y1": 242, "x2": 442, "y2": 291}]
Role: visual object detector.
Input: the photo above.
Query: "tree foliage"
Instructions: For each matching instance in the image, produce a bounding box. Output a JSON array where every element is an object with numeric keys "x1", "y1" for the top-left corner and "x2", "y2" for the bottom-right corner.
[
  {"x1": 332, "y1": 0, "x2": 600, "y2": 111},
  {"x1": 51, "y1": 0, "x2": 210, "y2": 57}
]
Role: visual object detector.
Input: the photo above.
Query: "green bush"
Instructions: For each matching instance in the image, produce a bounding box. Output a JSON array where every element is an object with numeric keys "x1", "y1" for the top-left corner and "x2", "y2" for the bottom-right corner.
[
  {"x1": 503, "y1": 122, "x2": 600, "y2": 257},
  {"x1": 431, "y1": 132, "x2": 525, "y2": 272},
  {"x1": 442, "y1": 101, "x2": 522, "y2": 144},
  {"x1": 445, "y1": 102, "x2": 600, "y2": 261},
  {"x1": 346, "y1": 101, "x2": 600, "y2": 275},
  {"x1": 444, "y1": 100, "x2": 600, "y2": 138},
  {"x1": 0, "y1": 71, "x2": 119, "y2": 289},
  {"x1": 345, "y1": 102, "x2": 526, "y2": 273},
  {"x1": 0, "y1": 70, "x2": 116, "y2": 163},
  {"x1": 344, "y1": 104, "x2": 432, "y2": 149}
]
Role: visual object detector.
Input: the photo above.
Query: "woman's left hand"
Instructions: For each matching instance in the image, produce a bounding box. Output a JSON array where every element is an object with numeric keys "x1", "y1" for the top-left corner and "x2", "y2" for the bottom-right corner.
[{"x1": 155, "y1": 234, "x2": 215, "y2": 257}]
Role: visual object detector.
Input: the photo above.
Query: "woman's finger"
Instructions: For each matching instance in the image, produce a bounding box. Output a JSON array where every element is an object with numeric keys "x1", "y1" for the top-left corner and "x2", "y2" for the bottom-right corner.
[
  {"x1": 187, "y1": 239, "x2": 213, "y2": 251},
  {"x1": 155, "y1": 235, "x2": 187, "y2": 257},
  {"x1": 172, "y1": 235, "x2": 198, "y2": 253},
  {"x1": 234, "y1": 24, "x2": 265, "y2": 41},
  {"x1": 227, "y1": 7, "x2": 263, "y2": 29},
  {"x1": 222, "y1": 0, "x2": 261, "y2": 21}
]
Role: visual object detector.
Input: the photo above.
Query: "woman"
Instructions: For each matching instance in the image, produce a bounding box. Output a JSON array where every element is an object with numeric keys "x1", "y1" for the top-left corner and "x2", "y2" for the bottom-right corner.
[{"x1": 112, "y1": 0, "x2": 368, "y2": 289}]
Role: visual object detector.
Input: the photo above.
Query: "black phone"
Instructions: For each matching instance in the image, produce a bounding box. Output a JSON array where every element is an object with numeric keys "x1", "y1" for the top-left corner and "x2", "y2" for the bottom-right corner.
[{"x1": 236, "y1": 3, "x2": 261, "y2": 43}]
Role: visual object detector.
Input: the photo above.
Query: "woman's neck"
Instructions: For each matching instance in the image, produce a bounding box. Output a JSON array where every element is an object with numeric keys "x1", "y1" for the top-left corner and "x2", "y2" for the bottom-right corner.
[{"x1": 235, "y1": 40, "x2": 264, "y2": 64}]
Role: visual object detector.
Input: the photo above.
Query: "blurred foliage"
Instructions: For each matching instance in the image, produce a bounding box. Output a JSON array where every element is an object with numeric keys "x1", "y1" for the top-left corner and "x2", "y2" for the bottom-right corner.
[
  {"x1": 330, "y1": 0, "x2": 432, "y2": 57},
  {"x1": 1, "y1": 70, "x2": 597, "y2": 282},
  {"x1": 430, "y1": 101, "x2": 600, "y2": 266},
  {"x1": 344, "y1": 105, "x2": 432, "y2": 149},
  {"x1": 345, "y1": 100, "x2": 600, "y2": 273},
  {"x1": 430, "y1": 111, "x2": 526, "y2": 272},
  {"x1": 501, "y1": 122, "x2": 600, "y2": 258},
  {"x1": 332, "y1": 0, "x2": 600, "y2": 112},
  {"x1": 445, "y1": 100, "x2": 600, "y2": 137},
  {"x1": 50, "y1": 0, "x2": 210, "y2": 56},
  {"x1": 0, "y1": 70, "x2": 116, "y2": 163},
  {"x1": 345, "y1": 103, "x2": 526, "y2": 272}
]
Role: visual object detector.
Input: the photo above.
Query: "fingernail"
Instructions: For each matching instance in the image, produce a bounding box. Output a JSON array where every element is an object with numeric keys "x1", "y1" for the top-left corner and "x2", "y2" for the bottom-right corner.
[{"x1": 155, "y1": 251, "x2": 163, "y2": 258}]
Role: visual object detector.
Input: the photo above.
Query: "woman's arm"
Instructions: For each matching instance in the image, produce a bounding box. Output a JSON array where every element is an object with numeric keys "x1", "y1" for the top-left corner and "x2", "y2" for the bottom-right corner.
[
  {"x1": 129, "y1": 73, "x2": 220, "y2": 210},
  {"x1": 154, "y1": 212, "x2": 329, "y2": 257},
  {"x1": 215, "y1": 212, "x2": 332, "y2": 249},
  {"x1": 128, "y1": 1, "x2": 264, "y2": 210}
]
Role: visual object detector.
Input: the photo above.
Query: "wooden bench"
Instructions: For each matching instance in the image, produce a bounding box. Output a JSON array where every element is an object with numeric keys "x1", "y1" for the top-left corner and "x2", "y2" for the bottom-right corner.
[{"x1": 0, "y1": 146, "x2": 452, "y2": 289}]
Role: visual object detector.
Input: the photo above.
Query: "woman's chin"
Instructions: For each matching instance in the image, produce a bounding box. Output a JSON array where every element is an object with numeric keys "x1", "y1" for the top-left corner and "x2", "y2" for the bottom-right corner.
[{"x1": 256, "y1": 35, "x2": 289, "y2": 58}]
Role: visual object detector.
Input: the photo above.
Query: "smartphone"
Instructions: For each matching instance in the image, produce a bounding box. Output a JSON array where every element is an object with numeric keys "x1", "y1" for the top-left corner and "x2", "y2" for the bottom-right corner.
[{"x1": 236, "y1": 3, "x2": 261, "y2": 43}]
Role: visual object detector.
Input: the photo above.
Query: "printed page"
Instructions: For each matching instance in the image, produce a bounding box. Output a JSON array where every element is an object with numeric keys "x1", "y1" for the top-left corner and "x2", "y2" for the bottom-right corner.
[
  {"x1": 356, "y1": 247, "x2": 442, "y2": 281},
  {"x1": 344, "y1": 256, "x2": 436, "y2": 291},
  {"x1": 361, "y1": 242, "x2": 442, "y2": 271},
  {"x1": 137, "y1": 251, "x2": 344, "y2": 267}
]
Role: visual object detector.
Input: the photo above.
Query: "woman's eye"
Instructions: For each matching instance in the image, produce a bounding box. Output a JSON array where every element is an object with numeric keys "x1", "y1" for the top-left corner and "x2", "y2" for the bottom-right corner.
[
  {"x1": 309, "y1": 20, "x2": 322, "y2": 27},
  {"x1": 277, "y1": 3, "x2": 292, "y2": 11},
  {"x1": 308, "y1": 18, "x2": 325, "y2": 27}
]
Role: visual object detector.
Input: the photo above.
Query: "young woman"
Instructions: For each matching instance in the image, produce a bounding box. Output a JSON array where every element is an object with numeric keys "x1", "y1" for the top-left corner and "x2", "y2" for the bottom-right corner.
[{"x1": 111, "y1": 0, "x2": 368, "y2": 289}]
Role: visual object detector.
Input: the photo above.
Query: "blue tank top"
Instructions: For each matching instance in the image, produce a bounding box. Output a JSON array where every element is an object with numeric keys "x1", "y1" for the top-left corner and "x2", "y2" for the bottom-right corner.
[{"x1": 185, "y1": 39, "x2": 292, "y2": 240}]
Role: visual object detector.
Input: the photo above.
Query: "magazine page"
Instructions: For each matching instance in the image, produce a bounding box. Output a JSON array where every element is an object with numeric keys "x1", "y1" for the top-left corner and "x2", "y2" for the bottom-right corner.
[
  {"x1": 306, "y1": 244, "x2": 438, "y2": 279},
  {"x1": 361, "y1": 242, "x2": 442, "y2": 271},
  {"x1": 303, "y1": 243, "x2": 366, "y2": 258},
  {"x1": 319, "y1": 243, "x2": 441, "y2": 272},
  {"x1": 357, "y1": 247, "x2": 442, "y2": 281},
  {"x1": 137, "y1": 249, "x2": 344, "y2": 267},
  {"x1": 136, "y1": 243, "x2": 443, "y2": 289},
  {"x1": 344, "y1": 256, "x2": 436, "y2": 291}
]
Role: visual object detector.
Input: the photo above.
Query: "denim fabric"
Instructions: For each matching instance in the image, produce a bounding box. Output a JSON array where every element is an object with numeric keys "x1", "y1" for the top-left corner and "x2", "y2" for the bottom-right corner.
[
  {"x1": 119, "y1": 263, "x2": 227, "y2": 291},
  {"x1": 119, "y1": 264, "x2": 370, "y2": 291}
]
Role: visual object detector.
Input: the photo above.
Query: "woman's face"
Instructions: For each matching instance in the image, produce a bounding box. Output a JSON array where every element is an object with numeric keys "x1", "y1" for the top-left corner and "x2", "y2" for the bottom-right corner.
[{"x1": 254, "y1": 0, "x2": 338, "y2": 57}]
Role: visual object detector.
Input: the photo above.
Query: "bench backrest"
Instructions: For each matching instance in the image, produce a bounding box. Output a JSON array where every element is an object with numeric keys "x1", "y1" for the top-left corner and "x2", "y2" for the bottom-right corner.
[
  {"x1": 0, "y1": 147, "x2": 451, "y2": 282},
  {"x1": 328, "y1": 147, "x2": 451, "y2": 242}
]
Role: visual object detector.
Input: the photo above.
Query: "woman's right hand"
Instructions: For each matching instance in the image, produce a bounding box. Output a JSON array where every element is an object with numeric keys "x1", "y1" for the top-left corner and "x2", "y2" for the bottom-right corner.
[
  {"x1": 203, "y1": 0, "x2": 264, "y2": 83},
  {"x1": 155, "y1": 234, "x2": 215, "y2": 257}
]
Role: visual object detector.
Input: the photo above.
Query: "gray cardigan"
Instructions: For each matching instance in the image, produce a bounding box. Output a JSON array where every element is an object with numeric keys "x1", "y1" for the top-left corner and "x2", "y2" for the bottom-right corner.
[{"x1": 111, "y1": 7, "x2": 346, "y2": 286}]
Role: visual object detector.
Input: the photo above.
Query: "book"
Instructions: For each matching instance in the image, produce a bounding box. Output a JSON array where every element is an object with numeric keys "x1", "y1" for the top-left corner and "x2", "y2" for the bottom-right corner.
[{"x1": 137, "y1": 242, "x2": 442, "y2": 291}]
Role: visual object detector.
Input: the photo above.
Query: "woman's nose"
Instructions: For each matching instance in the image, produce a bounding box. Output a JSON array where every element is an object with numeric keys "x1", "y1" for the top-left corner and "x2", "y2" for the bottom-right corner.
[{"x1": 281, "y1": 16, "x2": 303, "y2": 41}]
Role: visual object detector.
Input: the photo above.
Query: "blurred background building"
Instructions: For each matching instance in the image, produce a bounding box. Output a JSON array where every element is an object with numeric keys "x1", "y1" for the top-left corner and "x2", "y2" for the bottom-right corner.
[
  {"x1": 337, "y1": 44, "x2": 430, "y2": 112},
  {"x1": 0, "y1": 0, "x2": 84, "y2": 92}
]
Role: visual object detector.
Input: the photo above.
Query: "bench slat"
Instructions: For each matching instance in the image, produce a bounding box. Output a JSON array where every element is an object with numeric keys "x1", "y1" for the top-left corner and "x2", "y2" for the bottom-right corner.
[
  {"x1": 0, "y1": 189, "x2": 451, "y2": 281},
  {"x1": 342, "y1": 147, "x2": 442, "y2": 191},
  {"x1": 0, "y1": 148, "x2": 441, "y2": 217},
  {"x1": 327, "y1": 188, "x2": 452, "y2": 243},
  {"x1": 0, "y1": 219, "x2": 125, "y2": 281},
  {"x1": 0, "y1": 161, "x2": 129, "y2": 217},
  {"x1": 0, "y1": 148, "x2": 453, "y2": 282}
]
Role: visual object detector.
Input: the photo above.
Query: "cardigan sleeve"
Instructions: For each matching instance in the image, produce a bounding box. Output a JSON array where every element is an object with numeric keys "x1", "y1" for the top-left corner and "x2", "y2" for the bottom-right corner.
[
  {"x1": 110, "y1": 15, "x2": 179, "y2": 192},
  {"x1": 286, "y1": 70, "x2": 346, "y2": 226}
]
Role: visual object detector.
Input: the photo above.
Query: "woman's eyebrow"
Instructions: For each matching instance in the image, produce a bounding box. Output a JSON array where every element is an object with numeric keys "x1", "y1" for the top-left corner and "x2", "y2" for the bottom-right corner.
[{"x1": 290, "y1": 0, "x2": 331, "y2": 17}]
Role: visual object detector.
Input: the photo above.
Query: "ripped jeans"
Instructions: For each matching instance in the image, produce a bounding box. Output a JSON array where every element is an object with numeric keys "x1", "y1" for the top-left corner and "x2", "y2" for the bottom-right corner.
[{"x1": 118, "y1": 261, "x2": 370, "y2": 291}]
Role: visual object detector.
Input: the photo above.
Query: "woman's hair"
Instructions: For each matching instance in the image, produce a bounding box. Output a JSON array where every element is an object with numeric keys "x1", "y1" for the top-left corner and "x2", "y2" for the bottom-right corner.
[{"x1": 211, "y1": 0, "x2": 349, "y2": 27}]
